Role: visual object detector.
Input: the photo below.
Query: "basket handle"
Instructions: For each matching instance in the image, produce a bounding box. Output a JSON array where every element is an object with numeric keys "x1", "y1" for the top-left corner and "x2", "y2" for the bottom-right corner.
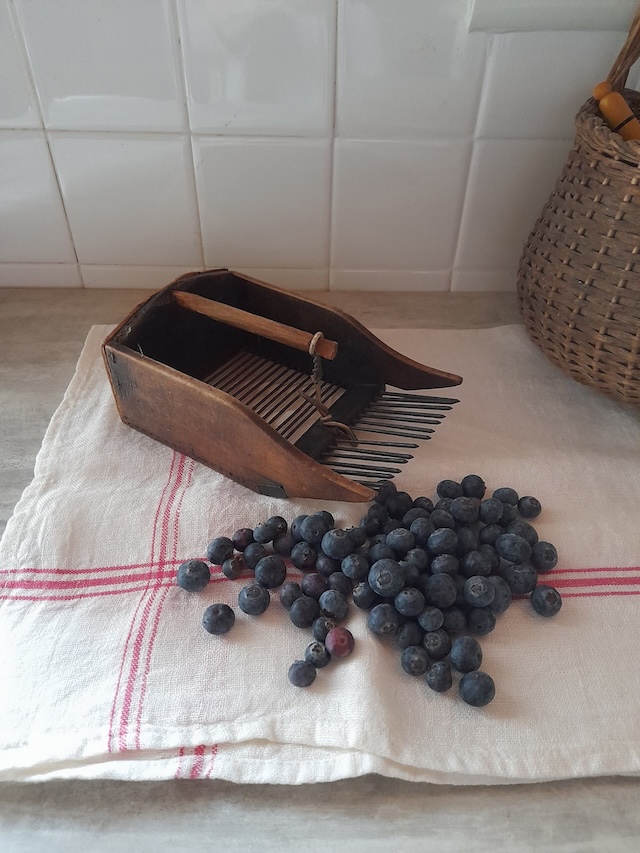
[{"x1": 607, "y1": 3, "x2": 640, "y2": 92}]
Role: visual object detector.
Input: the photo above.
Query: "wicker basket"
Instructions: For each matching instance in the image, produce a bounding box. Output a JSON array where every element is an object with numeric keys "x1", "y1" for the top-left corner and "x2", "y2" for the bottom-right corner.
[{"x1": 517, "y1": 10, "x2": 640, "y2": 407}]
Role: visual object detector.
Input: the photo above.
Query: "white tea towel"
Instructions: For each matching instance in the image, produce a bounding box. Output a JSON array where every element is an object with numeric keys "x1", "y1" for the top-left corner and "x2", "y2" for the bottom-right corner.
[{"x1": 1, "y1": 324, "x2": 639, "y2": 785}]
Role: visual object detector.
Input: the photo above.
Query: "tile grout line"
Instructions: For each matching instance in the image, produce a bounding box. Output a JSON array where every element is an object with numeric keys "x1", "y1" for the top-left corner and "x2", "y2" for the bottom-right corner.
[{"x1": 6, "y1": 0, "x2": 83, "y2": 287}]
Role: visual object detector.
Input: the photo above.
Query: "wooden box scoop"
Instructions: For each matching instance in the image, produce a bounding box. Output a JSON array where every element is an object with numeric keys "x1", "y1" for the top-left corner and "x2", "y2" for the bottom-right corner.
[{"x1": 102, "y1": 270, "x2": 462, "y2": 502}]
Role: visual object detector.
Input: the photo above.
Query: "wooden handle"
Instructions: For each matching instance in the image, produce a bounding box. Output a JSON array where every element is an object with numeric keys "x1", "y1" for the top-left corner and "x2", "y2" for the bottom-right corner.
[
  {"x1": 173, "y1": 290, "x2": 338, "y2": 360},
  {"x1": 593, "y1": 81, "x2": 640, "y2": 140}
]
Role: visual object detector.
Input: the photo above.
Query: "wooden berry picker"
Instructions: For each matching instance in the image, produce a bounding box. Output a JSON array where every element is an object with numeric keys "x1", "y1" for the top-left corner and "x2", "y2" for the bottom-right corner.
[{"x1": 102, "y1": 268, "x2": 462, "y2": 502}]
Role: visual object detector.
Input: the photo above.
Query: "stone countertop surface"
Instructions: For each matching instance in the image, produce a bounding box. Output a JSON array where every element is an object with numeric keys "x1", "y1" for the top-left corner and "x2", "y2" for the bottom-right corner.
[{"x1": 1, "y1": 288, "x2": 639, "y2": 853}]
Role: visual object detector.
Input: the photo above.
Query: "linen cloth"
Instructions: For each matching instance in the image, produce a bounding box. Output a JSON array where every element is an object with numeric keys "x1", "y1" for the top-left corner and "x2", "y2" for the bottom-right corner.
[{"x1": 1, "y1": 323, "x2": 639, "y2": 785}]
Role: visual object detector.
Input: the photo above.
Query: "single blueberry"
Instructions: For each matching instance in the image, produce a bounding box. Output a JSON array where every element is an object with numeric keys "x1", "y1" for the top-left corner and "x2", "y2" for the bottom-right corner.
[
  {"x1": 518, "y1": 496, "x2": 542, "y2": 519},
  {"x1": 495, "y1": 533, "x2": 532, "y2": 564},
  {"x1": 460, "y1": 550, "x2": 492, "y2": 579},
  {"x1": 478, "y1": 498, "x2": 503, "y2": 525},
  {"x1": 321, "y1": 528, "x2": 355, "y2": 561},
  {"x1": 353, "y1": 581, "x2": 383, "y2": 610},
  {"x1": 442, "y1": 606, "x2": 467, "y2": 635},
  {"x1": 374, "y1": 480, "x2": 397, "y2": 504},
  {"x1": 401, "y1": 645, "x2": 430, "y2": 677},
  {"x1": 205, "y1": 537, "x2": 234, "y2": 565},
  {"x1": 325, "y1": 627, "x2": 355, "y2": 658},
  {"x1": 288, "y1": 660, "x2": 317, "y2": 688},
  {"x1": 422, "y1": 628, "x2": 451, "y2": 660},
  {"x1": 176, "y1": 559, "x2": 211, "y2": 592},
  {"x1": 290, "y1": 541, "x2": 317, "y2": 571},
  {"x1": 479, "y1": 524, "x2": 503, "y2": 546},
  {"x1": 316, "y1": 510, "x2": 335, "y2": 529},
  {"x1": 367, "y1": 603, "x2": 402, "y2": 635},
  {"x1": 341, "y1": 552, "x2": 370, "y2": 580},
  {"x1": 386, "y1": 527, "x2": 415, "y2": 558},
  {"x1": 222, "y1": 554, "x2": 245, "y2": 581},
  {"x1": 289, "y1": 595, "x2": 321, "y2": 628},
  {"x1": 402, "y1": 508, "x2": 431, "y2": 528},
  {"x1": 459, "y1": 671, "x2": 495, "y2": 707},
  {"x1": 479, "y1": 544, "x2": 500, "y2": 573},
  {"x1": 301, "y1": 572, "x2": 328, "y2": 600},
  {"x1": 463, "y1": 576, "x2": 495, "y2": 608},
  {"x1": 424, "y1": 573, "x2": 457, "y2": 609},
  {"x1": 426, "y1": 660, "x2": 453, "y2": 693},
  {"x1": 492, "y1": 487, "x2": 519, "y2": 505},
  {"x1": 436, "y1": 479, "x2": 464, "y2": 499},
  {"x1": 280, "y1": 581, "x2": 303, "y2": 611},
  {"x1": 238, "y1": 583, "x2": 270, "y2": 616},
  {"x1": 500, "y1": 561, "x2": 538, "y2": 595},
  {"x1": 253, "y1": 520, "x2": 278, "y2": 544},
  {"x1": 367, "y1": 503, "x2": 389, "y2": 523},
  {"x1": 368, "y1": 559, "x2": 405, "y2": 597},
  {"x1": 243, "y1": 542, "x2": 268, "y2": 570},
  {"x1": 506, "y1": 520, "x2": 538, "y2": 546},
  {"x1": 327, "y1": 571, "x2": 352, "y2": 597},
  {"x1": 394, "y1": 587, "x2": 426, "y2": 617},
  {"x1": 395, "y1": 621, "x2": 425, "y2": 650},
  {"x1": 466, "y1": 606, "x2": 496, "y2": 636},
  {"x1": 409, "y1": 517, "x2": 435, "y2": 547},
  {"x1": 360, "y1": 515, "x2": 380, "y2": 537},
  {"x1": 305, "y1": 641, "x2": 331, "y2": 669},
  {"x1": 319, "y1": 588, "x2": 349, "y2": 621},
  {"x1": 254, "y1": 555, "x2": 287, "y2": 589},
  {"x1": 413, "y1": 496, "x2": 434, "y2": 512},
  {"x1": 347, "y1": 526, "x2": 367, "y2": 549},
  {"x1": 300, "y1": 513, "x2": 332, "y2": 546},
  {"x1": 430, "y1": 553, "x2": 459, "y2": 576},
  {"x1": 316, "y1": 552, "x2": 340, "y2": 578},
  {"x1": 427, "y1": 528, "x2": 458, "y2": 556},
  {"x1": 450, "y1": 635, "x2": 483, "y2": 673},
  {"x1": 498, "y1": 502, "x2": 518, "y2": 526},
  {"x1": 312, "y1": 616, "x2": 336, "y2": 642},
  {"x1": 429, "y1": 510, "x2": 456, "y2": 530},
  {"x1": 273, "y1": 532, "x2": 296, "y2": 557},
  {"x1": 202, "y1": 603, "x2": 235, "y2": 635},
  {"x1": 461, "y1": 474, "x2": 486, "y2": 499},
  {"x1": 531, "y1": 541, "x2": 558, "y2": 572},
  {"x1": 385, "y1": 491, "x2": 414, "y2": 520},
  {"x1": 530, "y1": 585, "x2": 562, "y2": 617},
  {"x1": 450, "y1": 496, "x2": 480, "y2": 524},
  {"x1": 290, "y1": 514, "x2": 309, "y2": 542},
  {"x1": 399, "y1": 561, "x2": 421, "y2": 588},
  {"x1": 268, "y1": 515, "x2": 288, "y2": 536},
  {"x1": 417, "y1": 606, "x2": 444, "y2": 632},
  {"x1": 231, "y1": 527, "x2": 254, "y2": 552},
  {"x1": 456, "y1": 526, "x2": 480, "y2": 556},
  {"x1": 404, "y1": 548, "x2": 429, "y2": 572},
  {"x1": 369, "y1": 544, "x2": 396, "y2": 566},
  {"x1": 487, "y1": 576, "x2": 512, "y2": 615}
]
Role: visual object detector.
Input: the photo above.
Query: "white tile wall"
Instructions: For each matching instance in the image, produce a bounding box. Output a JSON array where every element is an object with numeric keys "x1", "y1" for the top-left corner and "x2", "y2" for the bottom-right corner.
[{"x1": 1, "y1": 0, "x2": 636, "y2": 291}]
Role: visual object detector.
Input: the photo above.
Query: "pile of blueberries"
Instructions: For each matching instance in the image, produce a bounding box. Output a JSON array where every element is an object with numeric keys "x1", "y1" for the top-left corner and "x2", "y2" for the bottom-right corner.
[{"x1": 176, "y1": 475, "x2": 562, "y2": 707}]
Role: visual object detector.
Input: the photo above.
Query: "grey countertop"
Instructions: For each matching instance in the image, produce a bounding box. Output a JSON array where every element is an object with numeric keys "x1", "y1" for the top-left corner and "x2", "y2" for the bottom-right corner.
[{"x1": 1, "y1": 287, "x2": 639, "y2": 853}]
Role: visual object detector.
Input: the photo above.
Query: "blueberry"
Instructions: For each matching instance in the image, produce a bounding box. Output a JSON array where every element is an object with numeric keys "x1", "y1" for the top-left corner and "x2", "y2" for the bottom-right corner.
[
  {"x1": 253, "y1": 520, "x2": 278, "y2": 544},
  {"x1": 394, "y1": 587, "x2": 426, "y2": 617},
  {"x1": 341, "y1": 552, "x2": 370, "y2": 580},
  {"x1": 268, "y1": 515, "x2": 288, "y2": 536},
  {"x1": 460, "y1": 550, "x2": 492, "y2": 579},
  {"x1": 404, "y1": 548, "x2": 429, "y2": 572},
  {"x1": 424, "y1": 573, "x2": 457, "y2": 609},
  {"x1": 300, "y1": 513, "x2": 332, "y2": 546},
  {"x1": 495, "y1": 533, "x2": 532, "y2": 564},
  {"x1": 531, "y1": 541, "x2": 558, "y2": 572},
  {"x1": 459, "y1": 671, "x2": 495, "y2": 707},
  {"x1": 280, "y1": 581, "x2": 303, "y2": 611},
  {"x1": 479, "y1": 544, "x2": 500, "y2": 573},
  {"x1": 386, "y1": 528, "x2": 415, "y2": 558},
  {"x1": 243, "y1": 542, "x2": 268, "y2": 570},
  {"x1": 430, "y1": 554, "x2": 459, "y2": 576},
  {"x1": 368, "y1": 559, "x2": 405, "y2": 597},
  {"x1": 368, "y1": 603, "x2": 402, "y2": 635},
  {"x1": 395, "y1": 621, "x2": 425, "y2": 650},
  {"x1": 456, "y1": 526, "x2": 479, "y2": 556},
  {"x1": 492, "y1": 487, "x2": 518, "y2": 505},
  {"x1": 479, "y1": 524, "x2": 503, "y2": 546},
  {"x1": 289, "y1": 595, "x2": 321, "y2": 628},
  {"x1": 518, "y1": 496, "x2": 542, "y2": 519},
  {"x1": 487, "y1": 576, "x2": 512, "y2": 615},
  {"x1": 436, "y1": 479, "x2": 463, "y2": 499},
  {"x1": 530, "y1": 585, "x2": 562, "y2": 617},
  {"x1": 450, "y1": 496, "x2": 480, "y2": 524},
  {"x1": 409, "y1": 517, "x2": 435, "y2": 546},
  {"x1": 327, "y1": 572, "x2": 352, "y2": 597},
  {"x1": 463, "y1": 576, "x2": 495, "y2": 608},
  {"x1": 367, "y1": 503, "x2": 389, "y2": 523},
  {"x1": 506, "y1": 520, "x2": 538, "y2": 546},
  {"x1": 385, "y1": 491, "x2": 414, "y2": 520},
  {"x1": 429, "y1": 510, "x2": 455, "y2": 530},
  {"x1": 402, "y1": 508, "x2": 430, "y2": 527},
  {"x1": 347, "y1": 526, "x2": 367, "y2": 549},
  {"x1": 202, "y1": 603, "x2": 235, "y2": 635},
  {"x1": 422, "y1": 628, "x2": 451, "y2": 660},
  {"x1": 254, "y1": 555, "x2": 286, "y2": 589},
  {"x1": 426, "y1": 660, "x2": 452, "y2": 692},
  {"x1": 498, "y1": 502, "x2": 518, "y2": 526},
  {"x1": 478, "y1": 498, "x2": 503, "y2": 525},
  {"x1": 305, "y1": 641, "x2": 331, "y2": 668},
  {"x1": 291, "y1": 541, "x2": 317, "y2": 571},
  {"x1": 301, "y1": 572, "x2": 328, "y2": 600},
  {"x1": 238, "y1": 583, "x2": 270, "y2": 616},
  {"x1": 450, "y1": 635, "x2": 483, "y2": 673},
  {"x1": 434, "y1": 498, "x2": 453, "y2": 513},
  {"x1": 374, "y1": 480, "x2": 397, "y2": 504},
  {"x1": 461, "y1": 474, "x2": 486, "y2": 499},
  {"x1": 442, "y1": 606, "x2": 467, "y2": 635},
  {"x1": 312, "y1": 616, "x2": 336, "y2": 642},
  {"x1": 360, "y1": 515, "x2": 380, "y2": 537},
  {"x1": 288, "y1": 660, "x2": 317, "y2": 687},
  {"x1": 427, "y1": 528, "x2": 458, "y2": 556},
  {"x1": 231, "y1": 527, "x2": 254, "y2": 552},
  {"x1": 401, "y1": 645, "x2": 430, "y2": 676},
  {"x1": 316, "y1": 552, "x2": 340, "y2": 578},
  {"x1": 369, "y1": 533, "x2": 388, "y2": 548},
  {"x1": 205, "y1": 537, "x2": 234, "y2": 565},
  {"x1": 353, "y1": 581, "x2": 383, "y2": 610},
  {"x1": 316, "y1": 510, "x2": 335, "y2": 529},
  {"x1": 500, "y1": 562, "x2": 538, "y2": 595},
  {"x1": 321, "y1": 528, "x2": 355, "y2": 561},
  {"x1": 466, "y1": 606, "x2": 496, "y2": 636},
  {"x1": 399, "y1": 560, "x2": 421, "y2": 589},
  {"x1": 176, "y1": 559, "x2": 211, "y2": 592},
  {"x1": 319, "y1": 589, "x2": 349, "y2": 621},
  {"x1": 324, "y1": 627, "x2": 355, "y2": 658},
  {"x1": 417, "y1": 605, "x2": 444, "y2": 632},
  {"x1": 413, "y1": 496, "x2": 434, "y2": 512},
  {"x1": 222, "y1": 554, "x2": 245, "y2": 580},
  {"x1": 290, "y1": 514, "x2": 309, "y2": 542},
  {"x1": 273, "y1": 532, "x2": 296, "y2": 557},
  {"x1": 382, "y1": 519, "x2": 403, "y2": 535}
]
